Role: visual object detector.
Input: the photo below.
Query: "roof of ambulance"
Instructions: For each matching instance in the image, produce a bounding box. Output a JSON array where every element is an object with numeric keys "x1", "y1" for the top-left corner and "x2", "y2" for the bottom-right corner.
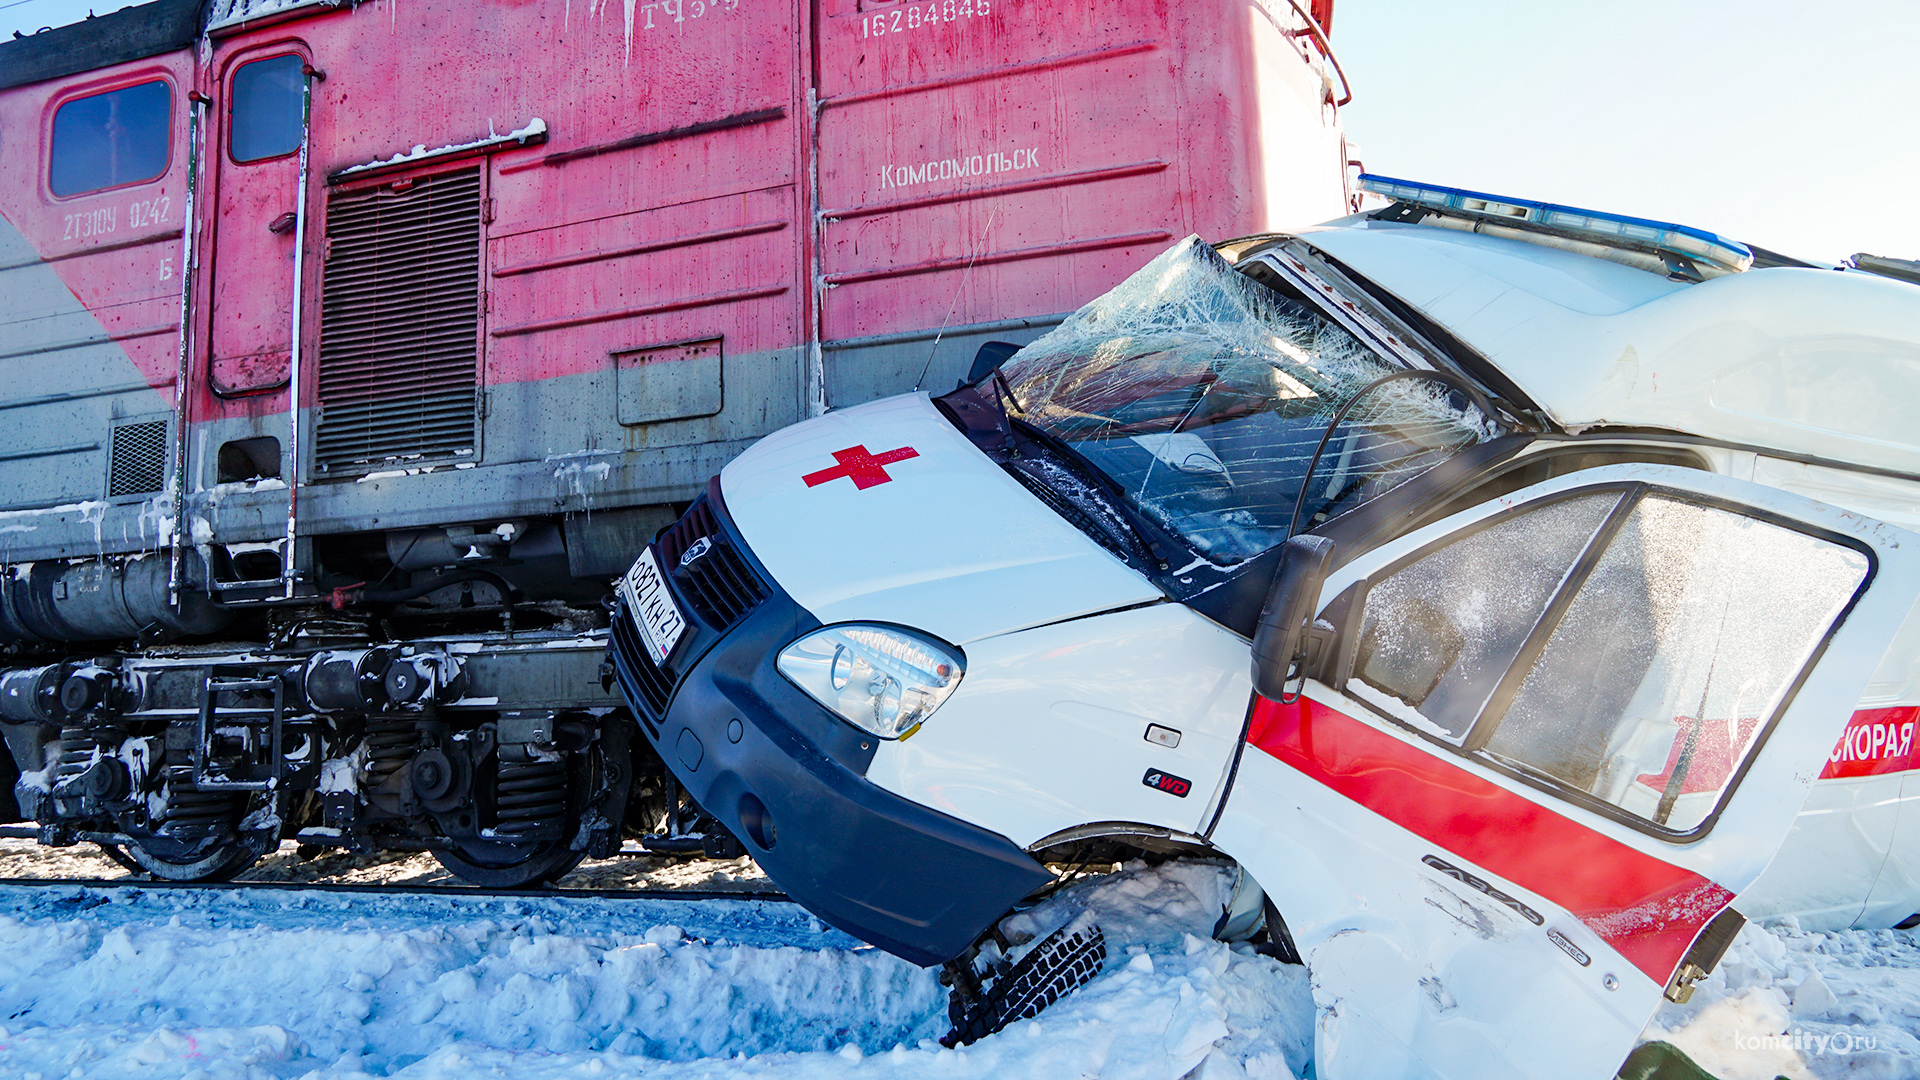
[{"x1": 1291, "y1": 217, "x2": 1920, "y2": 478}]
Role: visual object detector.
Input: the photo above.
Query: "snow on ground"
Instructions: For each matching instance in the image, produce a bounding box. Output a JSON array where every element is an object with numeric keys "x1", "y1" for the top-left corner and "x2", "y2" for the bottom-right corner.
[
  {"x1": 1647, "y1": 919, "x2": 1920, "y2": 1079},
  {"x1": 5, "y1": 842, "x2": 1920, "y2": 1079},
  {"x1": 0, "y1": 859, "x2": 1313, "y2": 1080}
]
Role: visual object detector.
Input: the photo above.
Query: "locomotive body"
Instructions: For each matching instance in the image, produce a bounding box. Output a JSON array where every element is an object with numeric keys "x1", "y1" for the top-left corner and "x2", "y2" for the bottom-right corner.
[{"x1": 0, "y1": 0, "x2": 1352, "y2": 881}]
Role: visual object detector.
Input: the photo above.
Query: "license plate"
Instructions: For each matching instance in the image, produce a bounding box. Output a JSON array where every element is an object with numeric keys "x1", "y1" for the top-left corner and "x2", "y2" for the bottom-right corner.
[{"x1": 619, "y1": 547, "x2": 686, "y2": 666}]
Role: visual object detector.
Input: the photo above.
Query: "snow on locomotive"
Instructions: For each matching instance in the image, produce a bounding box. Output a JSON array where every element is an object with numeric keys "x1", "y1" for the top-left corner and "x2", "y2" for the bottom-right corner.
[{"x1": 0, "y1": 0, "x2": 1354, "y2": 882}]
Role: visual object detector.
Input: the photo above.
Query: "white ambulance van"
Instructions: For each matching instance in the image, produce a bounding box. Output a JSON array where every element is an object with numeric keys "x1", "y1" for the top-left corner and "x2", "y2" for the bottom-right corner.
[{"x1": 607, "y1": 177, "x2": 1920, "y2": 1080}]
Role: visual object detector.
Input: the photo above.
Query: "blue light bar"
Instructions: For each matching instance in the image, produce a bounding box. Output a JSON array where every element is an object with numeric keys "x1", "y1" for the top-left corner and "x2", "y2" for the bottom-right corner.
[{"x1": 1359, "y1": 174, "x2": 1753, "y2": 275}]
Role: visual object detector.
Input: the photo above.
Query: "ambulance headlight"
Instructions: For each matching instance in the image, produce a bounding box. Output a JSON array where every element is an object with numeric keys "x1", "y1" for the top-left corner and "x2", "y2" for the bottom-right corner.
[{"x1": 776, "y1": 624, "x2": 964, "y2": 740}]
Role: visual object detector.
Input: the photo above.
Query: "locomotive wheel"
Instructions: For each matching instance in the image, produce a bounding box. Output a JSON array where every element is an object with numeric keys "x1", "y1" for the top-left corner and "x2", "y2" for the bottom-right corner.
[
  {"x1": 107, "y1": 841, "x2": 261, "y2": 883},
  {"x1": 431, "y1": 736, "x2": 598, "y2": 888},
  {"x1": 432, "y1": 840, "x2": 583, "y2": 889}
]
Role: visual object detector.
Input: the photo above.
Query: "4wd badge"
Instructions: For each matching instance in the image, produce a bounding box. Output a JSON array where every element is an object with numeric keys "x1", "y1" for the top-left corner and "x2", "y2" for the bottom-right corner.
[{"x1": 1143, "y1": 768, "x2": 1191, "y2": 798}]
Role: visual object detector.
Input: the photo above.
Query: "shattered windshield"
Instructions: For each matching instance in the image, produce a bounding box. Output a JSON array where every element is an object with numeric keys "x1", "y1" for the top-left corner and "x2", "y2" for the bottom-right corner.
[{"x1": 999, "y1": 237, "x2": 1495, "y2": 565}]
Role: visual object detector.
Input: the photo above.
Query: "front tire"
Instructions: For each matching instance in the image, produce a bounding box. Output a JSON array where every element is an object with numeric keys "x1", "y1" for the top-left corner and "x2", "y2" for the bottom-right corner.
[{"x1": 941, "y1": 912, "x2": 1107, "y2": 1046}]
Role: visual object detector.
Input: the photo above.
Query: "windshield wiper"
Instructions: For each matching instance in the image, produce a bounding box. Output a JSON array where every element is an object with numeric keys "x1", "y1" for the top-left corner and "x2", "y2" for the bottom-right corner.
[
  {"x1": 991, "y1": 367, "x2": 1025, "y2": 417},
  {"x1": 1010, "y1": 417, "x2": 1177, "y2": 572}
]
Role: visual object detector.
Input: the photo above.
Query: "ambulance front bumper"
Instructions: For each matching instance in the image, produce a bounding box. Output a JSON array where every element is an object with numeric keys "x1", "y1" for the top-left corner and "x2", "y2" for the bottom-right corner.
[{"x1": 607, "y1": 495, "x2": 1051, "y2": 966}]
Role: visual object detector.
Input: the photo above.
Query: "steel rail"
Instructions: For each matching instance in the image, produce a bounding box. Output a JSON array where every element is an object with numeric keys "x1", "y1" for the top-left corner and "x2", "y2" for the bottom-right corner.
[{"x1": 0, "y1": 874, "x2": 790, "y2": 904}]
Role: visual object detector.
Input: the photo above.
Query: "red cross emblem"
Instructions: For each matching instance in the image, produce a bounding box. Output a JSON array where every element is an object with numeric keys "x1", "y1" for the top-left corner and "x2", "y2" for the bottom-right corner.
[{"x1": 803, "y1": 444, "x2": 920, "y2": 490}]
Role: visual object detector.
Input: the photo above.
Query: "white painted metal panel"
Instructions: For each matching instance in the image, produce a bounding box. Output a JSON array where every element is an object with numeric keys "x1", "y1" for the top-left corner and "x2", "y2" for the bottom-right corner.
[
  {"x1": 864, "y1": 601, "x2": 1251, "y2": 847},
  {"x1": 721, "y1": 392, "x2": 1162, "y2": 646}
]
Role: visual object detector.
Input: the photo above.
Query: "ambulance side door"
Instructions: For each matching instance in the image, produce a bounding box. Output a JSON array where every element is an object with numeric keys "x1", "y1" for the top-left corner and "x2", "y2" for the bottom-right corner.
[{"x1": 1212, "y1": 463, "x2": 1920, "y2": 1080}]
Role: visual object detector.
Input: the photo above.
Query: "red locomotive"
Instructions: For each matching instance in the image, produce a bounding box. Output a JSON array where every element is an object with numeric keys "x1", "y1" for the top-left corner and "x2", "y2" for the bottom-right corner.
[{"x1": 0, "y1": 0, "x2": 1351, "y2": 883}]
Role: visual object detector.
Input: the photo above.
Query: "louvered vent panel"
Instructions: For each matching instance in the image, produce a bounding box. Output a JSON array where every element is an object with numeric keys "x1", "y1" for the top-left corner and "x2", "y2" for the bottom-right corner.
[
  {"x1": 316, "y1": 168, "x2": 481, "y2": 471},
  {"x1": 108, "y1": 420, "x2": 168, "y2": 496}
]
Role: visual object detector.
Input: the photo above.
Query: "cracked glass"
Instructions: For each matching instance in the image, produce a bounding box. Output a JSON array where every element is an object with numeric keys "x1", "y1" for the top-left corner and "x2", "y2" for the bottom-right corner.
[
  {"x1": 1351, "y1": 492, "x2": 1621, "y2": 742},
  {"x1": 999, "y1": 237, "x2": 1494, "y2": 565}
]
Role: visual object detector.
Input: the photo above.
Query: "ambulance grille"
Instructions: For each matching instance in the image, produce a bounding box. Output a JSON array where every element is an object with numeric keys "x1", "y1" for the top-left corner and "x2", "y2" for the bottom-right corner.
[
  {"x1": 607, "y1": 495, "x2": 768, "y2": 730},
  {"x1": 315, "y1": 167, "x2": 482, "y2": 472},
  {"x1": 654, "y1": 498, "x2": 717, "y2": 568},
  {"x1": 660, "y1": 496, "x2": 767, "y2": 631},
  {"x1": 609, "y1": 601, "x2": 672, "y2": 732}
]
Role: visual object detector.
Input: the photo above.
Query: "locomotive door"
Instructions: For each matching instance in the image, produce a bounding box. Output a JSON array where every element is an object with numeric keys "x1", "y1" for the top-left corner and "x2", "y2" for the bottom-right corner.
[
  {"x1": 1211, "y1": 463, "x2": 1920, "y2": 1080},
  {"x1": 206, "y1": 47, "x2": 317, "y2": 397}
]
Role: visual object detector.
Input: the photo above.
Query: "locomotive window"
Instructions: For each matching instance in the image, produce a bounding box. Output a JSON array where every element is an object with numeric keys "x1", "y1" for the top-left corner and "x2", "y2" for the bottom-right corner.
[
  {"x1": 49, "y1": 80, "x2": 172, "y2": 197},
  {"x1": 230, "y1": 55, "x2": 305, "y2": 163}
]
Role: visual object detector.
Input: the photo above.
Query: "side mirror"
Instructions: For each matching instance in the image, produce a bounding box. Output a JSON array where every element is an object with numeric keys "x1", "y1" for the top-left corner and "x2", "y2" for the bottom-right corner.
[
  {"x1": 1250, "y1": 535, "x2": 1336, "y2": 701},
  {"x1": 966, "y1": 340, "x2": 1023, "y2": 385}
]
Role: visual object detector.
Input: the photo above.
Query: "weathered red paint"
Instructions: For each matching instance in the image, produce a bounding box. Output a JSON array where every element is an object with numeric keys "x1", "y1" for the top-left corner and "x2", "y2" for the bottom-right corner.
[
  {"x1": 206, "y1": 44, "x2": 310, "y2": 398},
  {"x1": 1, "y1": 55, "x2": 197, "y2": 395},
  {"x1": 1248, "y1": 695, "x2": 1734, "y2": 984},
  {"x1": 1, "y1": 0, "x2": 1352, "y2": 444}
]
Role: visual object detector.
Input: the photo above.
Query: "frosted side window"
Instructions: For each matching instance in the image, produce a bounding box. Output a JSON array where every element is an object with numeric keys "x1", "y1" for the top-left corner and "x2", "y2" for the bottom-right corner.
[
  {"x1": 1350, "y1": 493, "x2": 1620, "y2": 741},
  {"x1": 1484, "y1": 496, "x2": 1869, "y2": 833}
]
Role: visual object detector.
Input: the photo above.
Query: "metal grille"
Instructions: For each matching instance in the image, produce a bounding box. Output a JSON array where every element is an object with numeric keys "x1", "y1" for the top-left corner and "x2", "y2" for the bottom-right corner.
[
  {"x1": 653, "y1": 498, "x2": 716, "y2": 568},
  {"x1": 659, "y1": 497, "x2": 767, "y2": 631},
  {"x1": 607, "y1": 497, "x2": 770, "y2": 731},
  {"x1": 315, "y1": 167, "x2": 482, "y2": 471},
  {"x1": 609, "y1": 600, "x2": 672, "y2": 733},
  {"x1": 678, "y1": 536, "x2": 765, "y2": 629},
  {"x1": 107, "y1": 419, "x2": 168, "y2": 496}
]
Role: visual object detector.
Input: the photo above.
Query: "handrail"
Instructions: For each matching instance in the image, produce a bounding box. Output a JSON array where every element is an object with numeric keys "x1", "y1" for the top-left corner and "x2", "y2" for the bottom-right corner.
[
  {"x1": 283, "y1": 64, "x2": 321, "y2": 599},
  {"x1": 1274, "y1": 0, "x2": 1352, "y2": 107},
  {"x1": 168, "y1": 92, "x2": 206, "y2": 608}
]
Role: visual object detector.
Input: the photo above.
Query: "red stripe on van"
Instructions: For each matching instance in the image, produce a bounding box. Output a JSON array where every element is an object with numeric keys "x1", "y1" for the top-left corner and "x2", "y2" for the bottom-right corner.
[
  {"x1": 1820, "y1": 706, "x2": 1920, "y2": 779},
  {"x1": 1247, "y1": 696, "x2": 1730, "y2": 984}
]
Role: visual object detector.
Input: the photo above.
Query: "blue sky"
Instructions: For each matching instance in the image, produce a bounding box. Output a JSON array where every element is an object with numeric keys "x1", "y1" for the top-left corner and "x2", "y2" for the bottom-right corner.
[
  {"x1": 6, "y1": 0, "x2": 1914, "y2": 261},
  {"x1": 1334, "y1": 0, "x2": 1919, "y2": 262},
  {"x1": 0, "y1": 0, "x2": 92, "y2": 38}
]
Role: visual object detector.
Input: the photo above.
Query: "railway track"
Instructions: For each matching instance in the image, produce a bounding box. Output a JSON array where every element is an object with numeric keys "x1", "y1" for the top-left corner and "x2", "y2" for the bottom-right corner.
[
  {"x1": 0, "y1": 828, "x2": 791, "y2": 903},
  {"x1": 0, "y1": 875, "x2": 792, "y2": 903}
]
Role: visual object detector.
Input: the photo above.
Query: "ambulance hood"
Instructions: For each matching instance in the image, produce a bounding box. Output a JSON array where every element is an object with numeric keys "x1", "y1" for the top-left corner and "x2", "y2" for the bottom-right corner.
[{"x1": 719, "y1": 393, "x2": 1162, "y2": 646}]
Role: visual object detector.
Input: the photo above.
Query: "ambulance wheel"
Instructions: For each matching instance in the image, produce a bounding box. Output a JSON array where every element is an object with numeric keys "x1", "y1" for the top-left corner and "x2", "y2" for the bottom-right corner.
[{"x1": 939, "y1": 913, "x2": 1107, "y2": 1047}]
